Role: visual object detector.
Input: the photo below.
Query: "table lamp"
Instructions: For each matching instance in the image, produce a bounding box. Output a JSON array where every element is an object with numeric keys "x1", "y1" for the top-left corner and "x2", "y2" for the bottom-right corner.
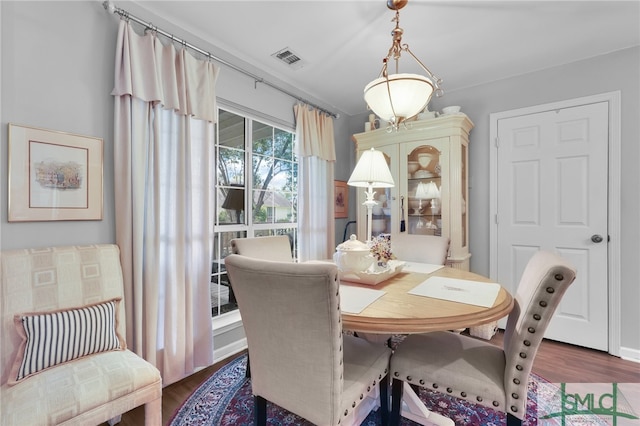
[
  {"x1": 348, "y1": 148, "x2": 395, "y2": 243},
  {"x1": 222, "y1": 185, "x2": 245, "y2": 224}
]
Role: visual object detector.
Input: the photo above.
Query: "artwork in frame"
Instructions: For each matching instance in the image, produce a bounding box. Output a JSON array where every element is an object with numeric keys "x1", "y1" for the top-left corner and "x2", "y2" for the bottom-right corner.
[
  {"x1": 334, "y1": 180, "x2": 349, "y2": 219},
  {"x1": 8, "y1": 124, "x2": 103, "y2": 222}
]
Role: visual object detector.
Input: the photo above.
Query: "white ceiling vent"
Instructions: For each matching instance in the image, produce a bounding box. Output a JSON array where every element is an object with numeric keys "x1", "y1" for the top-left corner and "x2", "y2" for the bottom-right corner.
[{"x1": 271, "y1": 47, "x2": 306, "y2": 70}]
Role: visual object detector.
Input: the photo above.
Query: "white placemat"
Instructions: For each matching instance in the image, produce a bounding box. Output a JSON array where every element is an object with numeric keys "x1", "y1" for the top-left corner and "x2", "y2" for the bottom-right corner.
[
  {"x1": 401, "y1": 262, "x2": 445, "y2": 274},
  {"x1": 339, "y1": 285, "x2": 386, "y2": 314},
  {"x1": 409, "y1": 276, "x2": 501, "y2": 307}
]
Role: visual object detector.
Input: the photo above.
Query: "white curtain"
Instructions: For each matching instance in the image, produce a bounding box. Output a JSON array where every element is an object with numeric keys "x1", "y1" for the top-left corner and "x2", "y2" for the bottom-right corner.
[
  {"x1": 112, "y1": 21, "x2": 219, "y2": 386},
  {"x1": 294, "y1": 104, "x2": 336, "y2": 261}
]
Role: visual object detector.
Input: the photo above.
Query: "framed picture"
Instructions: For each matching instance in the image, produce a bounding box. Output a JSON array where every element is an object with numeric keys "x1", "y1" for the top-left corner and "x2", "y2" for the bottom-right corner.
[
  {"x1": 8, "y1": 124, "x2": 103, "y2": 222},
  {"x1": 334, "y1": 180, "x2": 348, "y2": 219}
]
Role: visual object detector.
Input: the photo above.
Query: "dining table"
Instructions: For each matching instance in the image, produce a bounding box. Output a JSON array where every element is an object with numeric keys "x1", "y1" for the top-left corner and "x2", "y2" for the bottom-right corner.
[{"x1": 337, "y1": 261, "x2": 515, "y2": 426}]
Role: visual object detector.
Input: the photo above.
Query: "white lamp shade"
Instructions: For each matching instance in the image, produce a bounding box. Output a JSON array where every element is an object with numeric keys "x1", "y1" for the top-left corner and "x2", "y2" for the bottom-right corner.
[
  {"x1": 364, "y1": 73, "x2": 435, "y2": 123},
  {"x1": 348, "y1": 148, "x2": 395, "y2": 188}
]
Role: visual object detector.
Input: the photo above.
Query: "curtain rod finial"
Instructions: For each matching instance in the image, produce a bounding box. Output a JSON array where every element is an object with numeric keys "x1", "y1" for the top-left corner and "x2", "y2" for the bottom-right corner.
[{"x1": 103, "y1": 1, "x2": 115, "y2": 14}]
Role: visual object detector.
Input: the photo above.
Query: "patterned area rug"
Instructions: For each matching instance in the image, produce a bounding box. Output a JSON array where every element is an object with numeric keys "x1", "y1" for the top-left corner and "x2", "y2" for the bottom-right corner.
[{"x1": 169, "y1": 353, "x2": 596, "y2": 426}]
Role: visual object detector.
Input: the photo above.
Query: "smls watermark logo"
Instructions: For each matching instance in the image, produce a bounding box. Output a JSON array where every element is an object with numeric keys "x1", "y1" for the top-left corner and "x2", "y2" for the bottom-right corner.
[{"x1": 537, "y1": 383, "x2": 640, "y2": 425}]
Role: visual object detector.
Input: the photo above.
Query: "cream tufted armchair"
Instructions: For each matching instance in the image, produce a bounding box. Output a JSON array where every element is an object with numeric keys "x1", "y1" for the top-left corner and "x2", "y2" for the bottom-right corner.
[
  {"x1": 225, "y1": 254, "x2": 392, "y2": 426},
  {"x1": 389, "y1": 250, "x2": 576, "y2": 426}
]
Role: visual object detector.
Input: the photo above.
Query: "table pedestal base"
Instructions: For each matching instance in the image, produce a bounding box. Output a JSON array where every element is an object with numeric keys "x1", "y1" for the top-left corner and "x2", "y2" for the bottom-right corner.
[{"x1": 401, "y1": 382, "x2": 454, "y2": 426}]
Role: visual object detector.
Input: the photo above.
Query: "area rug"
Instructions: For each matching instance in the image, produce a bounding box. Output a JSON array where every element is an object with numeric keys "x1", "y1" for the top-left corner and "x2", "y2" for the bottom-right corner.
[{"x1": 168, "y1": 354, "x2": 599, "y2": 426}]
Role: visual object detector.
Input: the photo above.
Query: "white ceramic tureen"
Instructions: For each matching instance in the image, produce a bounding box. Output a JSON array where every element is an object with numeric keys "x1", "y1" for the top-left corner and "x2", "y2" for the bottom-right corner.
[{"x1": 333, "y1": 234, "x2": 374, "y2": 273}]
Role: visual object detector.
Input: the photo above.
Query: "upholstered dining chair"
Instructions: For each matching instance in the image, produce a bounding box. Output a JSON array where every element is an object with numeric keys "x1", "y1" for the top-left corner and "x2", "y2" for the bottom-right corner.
[
  {"x1": 229, "y1": 235, "x2": 294, "y2": 378},
  {"x1": 230, "y1": 235, "x2": 294, "y2": 262},
  {"x1": 389, "y1": 250, "x2": 576, "y2": 426},
  {"x1": 224, "y1": 254, "x2": 392, "y2": 426},
  {"x1": 391, "y1": 234, "x2": 450, "y2": 265}
]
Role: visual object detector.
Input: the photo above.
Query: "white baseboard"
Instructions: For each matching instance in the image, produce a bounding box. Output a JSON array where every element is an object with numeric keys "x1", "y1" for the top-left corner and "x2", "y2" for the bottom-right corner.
[
  {"x1": 619, "y1": 346, "x2": 640, "y2": 363},
  {"x1": 213, "y1": 338, "x2": 247, "y2": 364}
]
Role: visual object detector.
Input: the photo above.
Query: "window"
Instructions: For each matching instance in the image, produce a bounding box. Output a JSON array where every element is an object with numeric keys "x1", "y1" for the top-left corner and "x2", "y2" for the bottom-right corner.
[{"x1": 211, "y1": 109, "x2": 298, "y2": 318}]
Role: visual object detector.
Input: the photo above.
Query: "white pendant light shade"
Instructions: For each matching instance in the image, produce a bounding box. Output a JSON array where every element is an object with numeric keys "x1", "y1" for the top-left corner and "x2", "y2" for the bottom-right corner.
[
  {"x1": 348, "y1": 148, "x2": 395, "y2": 188},
  {"x1": 364, "y1": 73, "x2": 435, "y2": 124}
]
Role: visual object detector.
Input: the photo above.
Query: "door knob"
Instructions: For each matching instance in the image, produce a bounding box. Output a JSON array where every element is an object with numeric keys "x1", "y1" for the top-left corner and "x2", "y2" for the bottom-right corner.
[{"x1": 591, "y1": 234, "x2": 604, "y2": 243}]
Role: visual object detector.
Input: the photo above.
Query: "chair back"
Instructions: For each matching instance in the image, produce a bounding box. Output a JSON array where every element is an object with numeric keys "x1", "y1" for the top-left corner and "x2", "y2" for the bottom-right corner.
[
  {"x1": 224, "y1": 254, "x2": 343, "y2": 425},
  {"x1": 502, "y1": 250, "x2": 576, "y2": 417},
  {"x1": 391, "y1": 234, "x2": 450, "y2": 265},
  {"x1": 230, "y1": 235, "x2": 293, "y2": 262},
  {"x1": 0, "y1": 244, "x2": 126, "y2": 386}
]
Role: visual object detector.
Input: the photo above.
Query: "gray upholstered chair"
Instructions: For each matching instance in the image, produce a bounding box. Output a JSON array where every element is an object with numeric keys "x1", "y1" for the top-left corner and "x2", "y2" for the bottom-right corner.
[
  {"x1": 224, "y1": 254, "x2": 392, "y2": 426},
  {"x1": 391, "y1": 234, "x2": 450, "y2": 265},
  {"x1": 389, "y1": 250, "x2": 576, "y2": 426},
  {"x1": 230, "y1": 235, "x2": 293, "y2": 262}
]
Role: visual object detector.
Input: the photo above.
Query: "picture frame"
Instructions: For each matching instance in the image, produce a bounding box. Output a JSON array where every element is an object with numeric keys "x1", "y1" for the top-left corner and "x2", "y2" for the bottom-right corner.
[
  {"x1": 8, "y1": 124, "x2": 103, "y2": 222},
  {"x1": 334, "y1": 180, "x2": 349, "y2": 219}
]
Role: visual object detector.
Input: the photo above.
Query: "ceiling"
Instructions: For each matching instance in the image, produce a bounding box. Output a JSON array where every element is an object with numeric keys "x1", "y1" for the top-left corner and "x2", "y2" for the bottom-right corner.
[{"x1": 134, "y1": 1, "x2": 640, "y2": 116}]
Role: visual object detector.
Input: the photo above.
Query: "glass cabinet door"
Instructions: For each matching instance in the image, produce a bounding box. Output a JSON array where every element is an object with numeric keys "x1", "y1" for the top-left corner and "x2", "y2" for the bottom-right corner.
[{"x1": 400, "y1": 139, "x2": 449, "y2": 237}]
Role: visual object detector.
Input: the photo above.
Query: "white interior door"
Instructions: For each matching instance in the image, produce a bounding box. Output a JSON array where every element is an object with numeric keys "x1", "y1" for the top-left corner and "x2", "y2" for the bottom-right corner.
[{"x1": 495, "y1": 102, "x2": 609, "y2": 351}]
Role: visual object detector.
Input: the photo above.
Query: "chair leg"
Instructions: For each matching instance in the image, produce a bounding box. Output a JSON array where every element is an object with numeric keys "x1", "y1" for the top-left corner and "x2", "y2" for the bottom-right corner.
[
  {"x1": 390, "y1": 378, "x2": 404, "y2": 426},
  {"x1": 245, "y1": 352, "x2": 251, "y2": 378},
  {"x1": 507, "y1": 413, "x2": 522, "y2": 426},
  {"x1": 254, "y1": 395, "x2": 267, "y2": 426},
  {"x1": 379, "y1": 374, "x2": 389, "y2": 425}
]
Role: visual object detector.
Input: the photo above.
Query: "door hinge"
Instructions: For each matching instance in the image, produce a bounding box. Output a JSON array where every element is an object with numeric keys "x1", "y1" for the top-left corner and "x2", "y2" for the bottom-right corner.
[
  {"x1": 495, "y1": 214, "x2": 499, "y2": 224},
  {"x1": 495, "y1": 137, "x2": 499, "y2": 148}
]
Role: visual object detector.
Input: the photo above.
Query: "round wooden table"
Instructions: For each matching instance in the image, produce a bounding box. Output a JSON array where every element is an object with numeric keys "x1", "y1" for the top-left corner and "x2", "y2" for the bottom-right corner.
[
  {"x1": 341, "y1": 266, "x2": 514, "y2": 334},
  {"x1": 340, "y1": 264, "x2": 514, "y2": 426}
]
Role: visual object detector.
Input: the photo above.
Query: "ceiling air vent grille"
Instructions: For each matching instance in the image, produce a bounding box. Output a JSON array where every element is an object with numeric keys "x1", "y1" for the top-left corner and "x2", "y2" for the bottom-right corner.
[{"x1": 271, "y1": 47, "x2": 306, "y2": 70}]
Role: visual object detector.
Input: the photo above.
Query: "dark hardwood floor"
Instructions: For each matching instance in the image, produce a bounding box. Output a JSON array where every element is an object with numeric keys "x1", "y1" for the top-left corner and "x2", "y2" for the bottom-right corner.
[{"x1": 112, "y1": 332, "x2": 639, "y2": 425}]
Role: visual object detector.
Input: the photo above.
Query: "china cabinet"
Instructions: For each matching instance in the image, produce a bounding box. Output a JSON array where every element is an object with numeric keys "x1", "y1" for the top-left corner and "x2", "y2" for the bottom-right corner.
[{"x1": 351, "y1": 114, "x2": 474, "y2": 270}]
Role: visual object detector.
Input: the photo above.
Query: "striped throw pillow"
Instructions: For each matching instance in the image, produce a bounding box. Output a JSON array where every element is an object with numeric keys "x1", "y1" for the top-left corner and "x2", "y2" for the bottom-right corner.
[{"x1": 9, "y1": 299, "x2": 125, "y2": 384}]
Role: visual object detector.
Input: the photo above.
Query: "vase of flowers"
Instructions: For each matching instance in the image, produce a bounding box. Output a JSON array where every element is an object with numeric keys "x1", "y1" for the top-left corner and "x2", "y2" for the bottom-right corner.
[{"x1": 369, "y1": 234, "x2": 395, "y2": 270}]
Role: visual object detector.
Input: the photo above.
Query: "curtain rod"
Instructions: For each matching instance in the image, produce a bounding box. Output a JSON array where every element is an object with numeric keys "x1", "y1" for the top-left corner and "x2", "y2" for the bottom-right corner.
[{"x1": 102, "y1": 1, "x2": 339, "y2": 119}]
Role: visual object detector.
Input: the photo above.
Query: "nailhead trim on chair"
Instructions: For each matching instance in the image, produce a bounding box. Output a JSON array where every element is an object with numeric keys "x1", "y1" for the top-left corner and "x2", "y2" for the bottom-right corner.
[
  {"x1": 493, "y1": 401, "x2": 500, "y2": 407},
  {"x1": 344, "y1": 371, "x2": 389, "y2": 420},
  {"x1": 539, "y1": 300, "x2": 548, "y2": 307}
]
